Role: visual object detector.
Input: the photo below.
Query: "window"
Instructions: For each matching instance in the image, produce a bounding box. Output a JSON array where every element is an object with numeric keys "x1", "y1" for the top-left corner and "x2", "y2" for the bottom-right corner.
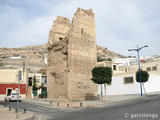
[
  {"x1": 36, "y1": 77, "x2": 40, "y2": 82},
  {"x1": 113, "y1": 65, "x2": 117, "y2": 71},
  {"x1": 59, "y1": 37, "x2": 63, "y2": 40},
  {"x1": 12, "y1": 93, "x2": 18, "y2": 95},
  {"x1": 15, "y1": 88, "x2": 20, "y2": 93},
  {"x1": 42, "y1": 76, "x2": 47, "y2": 85},
  {"x1": 146, "y1": 67, "x2": 151, "y2": 71},
  {"x1": 125, "y1": 68, "x2": 128, "y2": 72},
  {"x1": 152, "y1": 66, "x2": 157, "y2": 71},
  {"x1": 124, "y1": 77, "x2": 134, "y2": 84}
]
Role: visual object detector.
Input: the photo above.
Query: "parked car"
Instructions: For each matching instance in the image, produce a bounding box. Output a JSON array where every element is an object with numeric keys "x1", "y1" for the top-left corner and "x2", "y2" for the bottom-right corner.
[{"x1": 5, "y1": 93, "x2": 22, "y2": 102}]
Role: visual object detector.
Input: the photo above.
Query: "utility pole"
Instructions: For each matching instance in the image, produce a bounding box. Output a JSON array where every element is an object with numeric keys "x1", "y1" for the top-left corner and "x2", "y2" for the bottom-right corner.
[
  {"x1": 128, "y1": 44, "x2": 148, "y2": 96},
  {"x1": 16, "y1": 70, "x2": 22, "y2": 120}
]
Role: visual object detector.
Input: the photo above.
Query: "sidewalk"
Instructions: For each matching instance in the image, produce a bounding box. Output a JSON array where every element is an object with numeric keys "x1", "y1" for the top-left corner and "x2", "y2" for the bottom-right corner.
[
  {"x1": 0, "y1": 105, "x2": 48, "y2": 120},
  {"x1": 23, "y1": 94, "x2": 148, "y2": 108},
  {"x1": 24, "y1": 91, "x2": 160, "y2": 108}
]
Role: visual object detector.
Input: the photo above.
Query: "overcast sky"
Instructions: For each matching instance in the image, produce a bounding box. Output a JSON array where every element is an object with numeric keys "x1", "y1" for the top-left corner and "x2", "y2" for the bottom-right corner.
[{"x1": 0, "y1": 0, "x2": 159, "y2": 56}]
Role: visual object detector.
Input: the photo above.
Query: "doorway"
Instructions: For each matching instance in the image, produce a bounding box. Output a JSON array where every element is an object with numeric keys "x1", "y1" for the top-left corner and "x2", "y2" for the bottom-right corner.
[{"x1": 6, "y1": 88, "x2": 12, "y2": 96}]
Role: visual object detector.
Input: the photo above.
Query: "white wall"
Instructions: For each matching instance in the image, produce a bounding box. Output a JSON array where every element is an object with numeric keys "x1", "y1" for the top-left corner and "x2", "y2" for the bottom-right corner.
[
  {"x1": 98, "y1": 72, "x2": 160, "y2": 95},
  {"x1": 144, "y1": 74, "x2": 160, "y2": 93}
]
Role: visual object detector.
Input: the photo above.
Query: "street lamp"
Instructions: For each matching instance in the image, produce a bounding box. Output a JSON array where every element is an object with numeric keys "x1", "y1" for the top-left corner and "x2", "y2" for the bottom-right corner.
[{"x1": 128, "y1": 44, "x2": 148, "y2": 96}]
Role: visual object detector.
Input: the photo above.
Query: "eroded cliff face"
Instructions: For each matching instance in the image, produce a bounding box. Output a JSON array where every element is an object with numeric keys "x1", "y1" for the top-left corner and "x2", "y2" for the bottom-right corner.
[{"x1": 47, "y1": 8, "x2": 98, "y2": 101}]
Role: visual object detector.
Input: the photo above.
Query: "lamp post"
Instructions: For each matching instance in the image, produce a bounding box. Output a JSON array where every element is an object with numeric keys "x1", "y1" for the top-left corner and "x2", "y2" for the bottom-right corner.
[{"x1": 128, "y1": 45, "x2": 148, "y2": 96}]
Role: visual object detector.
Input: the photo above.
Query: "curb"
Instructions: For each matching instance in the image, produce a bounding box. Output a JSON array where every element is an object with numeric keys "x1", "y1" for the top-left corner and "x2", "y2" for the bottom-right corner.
[{"x1": 22, "y1": 94, "x2": 160, "y2": 109}]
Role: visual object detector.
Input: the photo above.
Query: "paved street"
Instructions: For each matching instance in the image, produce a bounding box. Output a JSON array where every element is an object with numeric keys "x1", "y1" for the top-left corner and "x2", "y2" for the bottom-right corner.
[
  {"x1": 0, "y1": 94, "x2": 160, "y2": 120},
  {"x1": 53, "y1": 95, "x2": 160, "y2": 120},
  {"x1": 0, "y1": 100, "x2": 69, "y2": 118}
]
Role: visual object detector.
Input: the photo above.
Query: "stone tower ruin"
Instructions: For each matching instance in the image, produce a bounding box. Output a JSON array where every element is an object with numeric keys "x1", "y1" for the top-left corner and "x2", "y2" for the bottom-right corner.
[{"x1": 47, "y1": 8, "x2": 98, "y2": 101}]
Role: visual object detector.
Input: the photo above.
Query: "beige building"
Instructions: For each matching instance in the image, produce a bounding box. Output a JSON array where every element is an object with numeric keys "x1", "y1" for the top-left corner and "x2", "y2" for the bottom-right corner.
[
  {"x1": 47, "y1": 8, "x2": 98, "y2": 101},
  {"x1": 0, "y1": 67, "x2": 27, "y2": 99}
]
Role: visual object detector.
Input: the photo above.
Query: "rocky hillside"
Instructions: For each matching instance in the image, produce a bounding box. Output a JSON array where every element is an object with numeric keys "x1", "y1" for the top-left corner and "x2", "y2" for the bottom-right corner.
[
  {"x1": 0, "y1": 44, "x2": 48, "y2": 72},
  {"x1": 0, "y1": 44, "x2": 47, "y2": 58},
  {"x1": 0, "y1": 44, "x2": 125, "y2": 71},
  {"x1": 96, "y1": 45, "x2": 125, "y2": 60}
]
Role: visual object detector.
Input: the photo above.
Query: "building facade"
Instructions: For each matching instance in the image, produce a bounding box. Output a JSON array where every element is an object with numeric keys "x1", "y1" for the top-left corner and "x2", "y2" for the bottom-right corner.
[
  {"x1": 97, "y1": 57, "x2": 160, "y2": 95},
  {"x1": 0, "y1": 67, "x2": 27, "y2": 99},
  {"x1": 27, "y1": 73, "x2": 47, "y2": 98}
]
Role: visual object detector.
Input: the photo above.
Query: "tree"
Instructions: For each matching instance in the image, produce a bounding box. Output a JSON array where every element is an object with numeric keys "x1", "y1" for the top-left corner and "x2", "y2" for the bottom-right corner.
[
  {"x1": 106, "y1": 58, "x2": 112, "y2": 62},
  {"x1": 97, "y1": 56, "x2": 106, "y2": 62},
  {"x1": 92, "y1": 66, "x2": 112, "y2": 98},
  {"x1": 136, "y1": 69, "x2": 149, "y2": 95},
  {"x1": 32, "y1": 76, "x2": 38, "y2": 91}
]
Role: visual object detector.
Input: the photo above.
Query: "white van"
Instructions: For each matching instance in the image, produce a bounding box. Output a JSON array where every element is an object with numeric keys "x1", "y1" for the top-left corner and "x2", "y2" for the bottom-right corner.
[{"x1": 5, "y1": 93, "x2": 22, "y2": 102}]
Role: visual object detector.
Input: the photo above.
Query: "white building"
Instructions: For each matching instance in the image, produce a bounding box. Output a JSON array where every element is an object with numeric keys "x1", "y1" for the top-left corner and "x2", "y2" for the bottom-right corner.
[
  {"x1": 98, "y1": 72, "x2": 160, "y2": 95},
  {"x1": 113, "y1": 58, "x2": 137, "y2": 66},
  {"x1": 10, "y1": 55, "x2": 22, "y2": 59},
  {"x1": 97, "y1": 57, "x2": 160, "y2": 96}
]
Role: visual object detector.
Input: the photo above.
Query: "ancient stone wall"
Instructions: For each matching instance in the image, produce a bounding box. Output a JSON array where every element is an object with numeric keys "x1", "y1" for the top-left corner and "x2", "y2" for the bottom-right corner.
[
  {"x1": 47, "y1": 16, "x2": 70, "y2": 101},
  {"x1": 48, "y1": 16, "x2": 70, "y2": 45},
  {"x1": 47, "y1": 39, "x2": 68, "y2": 101},
  {"x1": 67, "y1": 8, "x2": 97, "y2": 100},
  {"x1": 47, "y1": 8, "x2": 98, "y2": 101}
]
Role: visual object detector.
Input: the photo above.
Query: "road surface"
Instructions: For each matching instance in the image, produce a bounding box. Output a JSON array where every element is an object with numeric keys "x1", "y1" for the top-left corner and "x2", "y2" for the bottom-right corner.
[{"x1": 0, "y1": 94, "x2": 160, "y2": 120}]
